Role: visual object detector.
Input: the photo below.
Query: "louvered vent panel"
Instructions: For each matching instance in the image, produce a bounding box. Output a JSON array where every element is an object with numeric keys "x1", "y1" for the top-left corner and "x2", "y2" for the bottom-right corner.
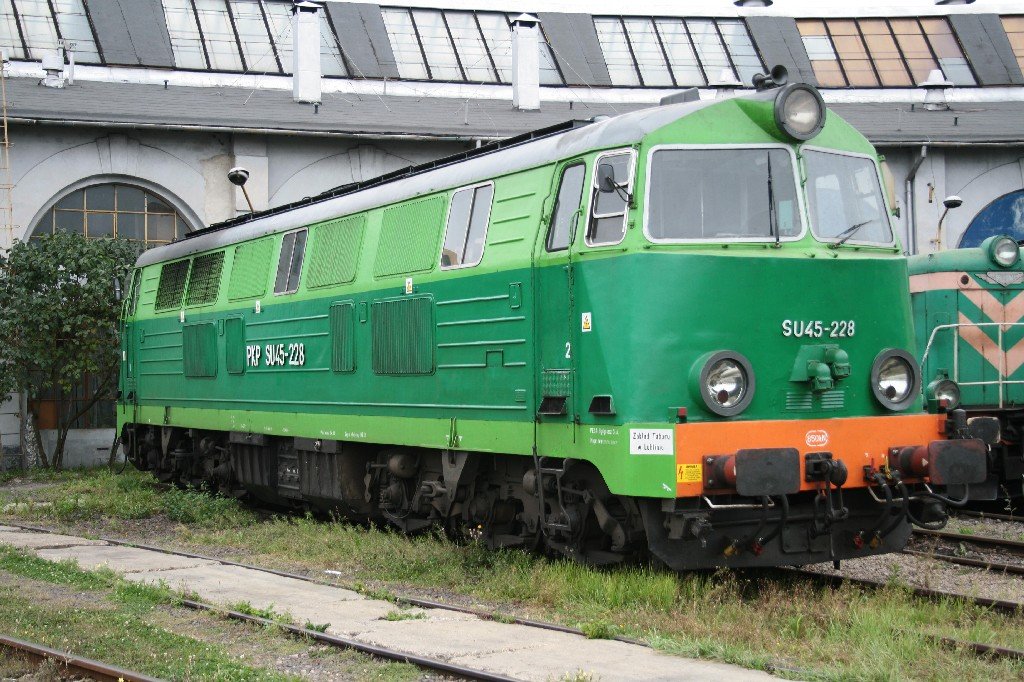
[
  {"x1": 373, "y1": 196, "x2": 446, "y2": 277},
  {"x1": 225, "y1": 317, "x2": 245, "y2": 375},
  {"x1": 155, "y1": 259, "x2": 191, "y2": 311},
  {"x1": 330, "y1": 302, "x2": 356, "y2": 373},
  {"x1": 183, "y1": 322, "x2": 218, "y2": 378},
  {"x1": 185, "y1": 252, "x2": 225, "y2": 306},
  {"x1": 308, "y1": 216, "x2": 366, "y2": 288},
  {"x1": 227, "y1": 238, "x2": 273, "y2": 300},
  {"x1": 371, "y1": 296, "x2": 434, "y2": 375}
]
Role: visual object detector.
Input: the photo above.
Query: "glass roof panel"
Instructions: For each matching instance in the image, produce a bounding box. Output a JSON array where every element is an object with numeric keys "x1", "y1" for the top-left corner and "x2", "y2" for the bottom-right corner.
[
  {"x1": 0, "y1": 6, "x2": 25, "y2": 60},
  {"x1": 411, "y1": 9, "x2": 462, "y2": 81},
  {"x1": 381, "y1": 7, "x2": 429, "y2": 79},
  {"x1": 478, "y1": 12, "x2": 511, "y2": 82},
  {"x1": 686, "y1": 19, "x2": 735, "y2": 84},
  {"x1": 594, "y1": 18, "x2": 640, "y2": 86},
  {"x1": 1002, "y1": 16, "x2": 1024, "y2": 74},
  {"x1": 228, "y1": 0, "x2": 279, "y2": 73},
  {"x1": 623, "y1": 18, "x2": 673, "y2": 87},
  {"x1": 164, "y1": 0, "x2": 208, "y2": 69},
  {"x1": 717, "y1": 19, "x2": 761, "y2": 86},
  {"x1": 655, "y1": 19, "x2": 704, "y2": 86},
  {"x1": 193, "y1": 0, "x2": 243, "y2": 71},
  {"x1": 262, "y1": 1, "x2": 294, "y2": 73},
  {"x1": 52, "y1": 0, "x2": 100, "y2": 62},
  {"x1": 445, "y1": 11, "x2": 496, "y2": 82},
  {"x1": 15, "y1": 0, "x2": 60, "y2": 60}
]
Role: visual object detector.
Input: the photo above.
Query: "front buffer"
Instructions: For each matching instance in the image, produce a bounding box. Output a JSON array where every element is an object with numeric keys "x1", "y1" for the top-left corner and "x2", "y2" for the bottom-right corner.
[{"x1": 641, "y1": 411, "x2": 988, "y2": 569}]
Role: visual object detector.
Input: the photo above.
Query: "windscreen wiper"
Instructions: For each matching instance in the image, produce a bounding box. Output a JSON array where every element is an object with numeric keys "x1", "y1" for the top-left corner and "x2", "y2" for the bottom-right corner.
[
  {"x1": 767, "y1": 152, "x2": 780, "y2": 249},
  {"x1": 829, "y1": 219, "x2": 872, "y2": 249}
]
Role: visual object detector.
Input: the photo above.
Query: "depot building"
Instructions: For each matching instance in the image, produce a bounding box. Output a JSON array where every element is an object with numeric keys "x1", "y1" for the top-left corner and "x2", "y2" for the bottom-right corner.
[{"x1": 0, "y1": 0, "x2": 1023, "y2": 465}]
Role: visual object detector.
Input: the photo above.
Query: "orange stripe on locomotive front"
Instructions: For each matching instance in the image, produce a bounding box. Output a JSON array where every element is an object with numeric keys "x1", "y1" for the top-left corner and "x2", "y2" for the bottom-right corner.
[{"x1": 673, "y1": 414, "x2": 947, "y2": 497}]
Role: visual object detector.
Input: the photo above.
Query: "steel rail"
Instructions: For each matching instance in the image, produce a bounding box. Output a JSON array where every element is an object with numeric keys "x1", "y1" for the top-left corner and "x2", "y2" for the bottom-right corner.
[
  {"x1": 178, "y1": 599, "x2": 517, "y2": 682},
  {"x1": 931, "y1": 636, "x2": 1024, "y2": 662},
  {"x1": 957, "y1": 510, "x2": 1024, "y2": 524},
  {"x1": 902, "y1": 548, "x2": 1024, "y2": 576},
  {"x1": 0, "y1": 633, "x2": 164, "y2": 682},
  {"x1": 786, "y1": 567, "x2": 1023, "y2": 614},
  {"x1": 915, "y1": 528, "x2": 1024, "y2": 552}
]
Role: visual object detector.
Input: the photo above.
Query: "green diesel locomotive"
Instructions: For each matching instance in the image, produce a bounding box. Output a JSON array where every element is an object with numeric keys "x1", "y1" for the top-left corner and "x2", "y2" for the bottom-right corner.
[
  {"x1": 910, "y1": 236, "x2": 1024, "y2": 501},
  {"x1": 118, "y1": 73, "x2": 988, "y2": 569}
]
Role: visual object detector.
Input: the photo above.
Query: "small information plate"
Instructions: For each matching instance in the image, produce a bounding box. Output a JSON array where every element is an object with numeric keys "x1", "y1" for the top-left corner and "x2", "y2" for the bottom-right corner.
[{"x1": 629, "y1": 428, "x2": 674, "y2": 455}]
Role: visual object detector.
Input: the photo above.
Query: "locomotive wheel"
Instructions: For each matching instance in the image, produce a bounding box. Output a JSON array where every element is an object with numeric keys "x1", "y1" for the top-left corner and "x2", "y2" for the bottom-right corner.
[{"x1": 545, "y1": 463, "x2": 645, "y2": 565}]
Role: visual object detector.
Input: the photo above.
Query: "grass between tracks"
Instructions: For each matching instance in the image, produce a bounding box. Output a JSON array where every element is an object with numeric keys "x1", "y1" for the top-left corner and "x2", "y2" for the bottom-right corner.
[
  {"x1": 0, "y1": 545, "x2": 420, "y2": 681},
  {"x1": 3, "y1": 467, "x2": 1024, "y2": 681}
]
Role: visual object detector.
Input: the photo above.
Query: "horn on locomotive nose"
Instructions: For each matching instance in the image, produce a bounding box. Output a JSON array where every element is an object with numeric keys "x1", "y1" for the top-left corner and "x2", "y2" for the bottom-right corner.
[{"x1": 752, "y1": 64, "x2": 789, "y2": 91}]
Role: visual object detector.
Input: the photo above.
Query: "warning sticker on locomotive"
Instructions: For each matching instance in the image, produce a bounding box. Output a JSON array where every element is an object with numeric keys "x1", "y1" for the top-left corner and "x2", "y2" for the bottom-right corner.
[
  {"x1": 629, "y1": 429, "x2": 674, "y2": 455},
  {"x1": 676, "y1": 463, "x2": 702, "y2": 483}
]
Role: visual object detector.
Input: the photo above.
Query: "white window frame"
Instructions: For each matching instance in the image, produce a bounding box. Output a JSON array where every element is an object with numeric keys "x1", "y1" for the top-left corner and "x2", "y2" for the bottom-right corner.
[
  {"x1": 440, "y1": 181, "x2": 494, "y2": 271},
  {"x1": 586, "y1": 148, "x2": 636, "y2": 248},
  {"x1": 801, "y1": 146, "x2": 897, "y2": 249},
  {"x1": 641, "y1": 143, "x2": 809, "y2": 245}
]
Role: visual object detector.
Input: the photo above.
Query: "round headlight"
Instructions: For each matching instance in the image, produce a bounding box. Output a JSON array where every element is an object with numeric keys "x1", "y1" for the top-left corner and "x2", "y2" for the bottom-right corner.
[
  {"x1": 694, "y1": 351, "x2": 756, "y2": 416},
  {"x1": 991, "y1": 236, "x2": 1020, "y2": 268},
  {"x1": 870, "y1": 349, "x2": 921, "y2": 411},
  {"x1": 774, "y1": 84, "x2": 826, "y2": 141},
  {"x1": 927, "y1": 378, "x2": 961, "y2": 410}
]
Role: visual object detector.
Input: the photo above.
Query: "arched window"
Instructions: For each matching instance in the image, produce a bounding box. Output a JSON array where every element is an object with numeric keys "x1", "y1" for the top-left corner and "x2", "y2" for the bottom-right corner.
[
  {"x1": 958, "y1": 189, "x2": 1024, "y2": 248},
  {"x1": 31, "y1": 183, "x2": 191, "y2": 248}
]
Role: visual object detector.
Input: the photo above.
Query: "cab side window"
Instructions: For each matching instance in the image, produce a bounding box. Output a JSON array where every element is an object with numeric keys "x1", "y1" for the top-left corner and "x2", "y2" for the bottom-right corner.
[
  {"x1": 546, "y1": 164, "x2": 586, "y2": 252},
  {"x1": 588, "y1": 151, "x2": 634, "y2": 246},
  {"x1": 275, "y1": 229, "x2": 307, "y2": 295},
  {"x1": 441, "y1": 183, "x2": 493, "y2": 269}
]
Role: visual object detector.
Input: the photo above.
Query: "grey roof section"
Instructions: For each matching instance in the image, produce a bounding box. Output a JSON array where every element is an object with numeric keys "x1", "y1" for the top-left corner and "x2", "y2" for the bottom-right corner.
[
  {"x1": 136, "y1": 97, "x2": 720, "y2": 267},
  {"x1": 325, "y1": 2, "x2": 399, "y2": 80},
  {"x1": 830, "y1": 101, "x2": 1024, "y2": 145},
  {"x1": 745, "y1": 16, "x2": 817, "y2": 87},
  {"x1": 4, "y1": 77, "x2": 641, "y2": 140},
  {"x1": 949, "y1": 14, "x2": 1024, "y2": 87},
  {"x1": 6, "y1": 77, "x2": 1024, "y2": 145},
  {"x1": 538, "y1": 13, "x2": 612, "y2": 87},
  {"x1": 85, "y1": 0, "x2": 175, "y2": 68}
]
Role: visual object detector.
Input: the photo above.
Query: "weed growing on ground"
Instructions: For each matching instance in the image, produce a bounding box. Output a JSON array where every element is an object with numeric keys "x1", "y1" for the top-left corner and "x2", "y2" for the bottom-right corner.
[
  {"x1": 578, "y1": 619, "x2": 619, "y2": 640},
  {"x1": 302, "y1": 621, "x2": 330, "y2": 633},
  {"x1": 0, "y1": 467, "x2": 253, "y2": 528},
  {"x1": 230, "y1": 600, "x2": 289, "y2": 623},
  {"x1": 382, "y1": 609, "x2": 426, "y2": 622}
]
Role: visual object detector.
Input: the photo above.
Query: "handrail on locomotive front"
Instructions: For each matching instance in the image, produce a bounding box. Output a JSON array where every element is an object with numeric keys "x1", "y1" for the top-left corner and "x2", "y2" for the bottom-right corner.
[{"x1": 922, "y1": 322, "x2": 1024, "y2": 409}]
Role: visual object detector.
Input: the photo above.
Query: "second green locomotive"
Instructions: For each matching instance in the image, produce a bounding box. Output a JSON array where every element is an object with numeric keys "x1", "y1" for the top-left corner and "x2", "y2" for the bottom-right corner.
[
  {"x1": 910, "y1": 236, "x2": 1024, "y2": 500},
  {"x1": 117, "y1": 74, "x2": 988, "y2": 569}
]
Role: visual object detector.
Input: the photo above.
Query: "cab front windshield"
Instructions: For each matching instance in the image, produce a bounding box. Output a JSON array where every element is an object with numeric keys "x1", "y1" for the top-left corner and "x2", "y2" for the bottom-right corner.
[
  {"x1": 804, "y1": 150, "x2": 892, "y2": 245},
  {"x1": 646, "y1": 148, "x2": 801, "y2": 241}
]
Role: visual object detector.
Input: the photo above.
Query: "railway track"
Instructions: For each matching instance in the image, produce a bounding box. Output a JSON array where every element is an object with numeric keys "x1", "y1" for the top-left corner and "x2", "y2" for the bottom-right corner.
[
  {"x1": 957, "y1": 510, "x2": 1024, "y2": 524},
  {"x1": 0, "y1": 633, "x2": 163, "y2": 682},
  {"x1": 915, "y1": 528, "x2": 1024, "y2": 554},
  {"x1": 3, "y1": 521, "x2": 1023, "y2": 673},
  {"x1": 787, "y1": 566, "x2": 1023, "y2": 614}
]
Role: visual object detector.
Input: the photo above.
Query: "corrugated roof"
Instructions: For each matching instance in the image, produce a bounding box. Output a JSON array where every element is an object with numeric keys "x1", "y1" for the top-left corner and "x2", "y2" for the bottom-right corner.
[{"x1": 5, "y1": 77, "x2": 1024, "y2": 144}]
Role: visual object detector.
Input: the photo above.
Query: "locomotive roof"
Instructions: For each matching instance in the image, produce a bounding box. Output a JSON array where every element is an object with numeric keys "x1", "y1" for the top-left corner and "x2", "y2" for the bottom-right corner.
[{"x1": 136, "y1": 95, "x2": 720, "y2": 268}]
